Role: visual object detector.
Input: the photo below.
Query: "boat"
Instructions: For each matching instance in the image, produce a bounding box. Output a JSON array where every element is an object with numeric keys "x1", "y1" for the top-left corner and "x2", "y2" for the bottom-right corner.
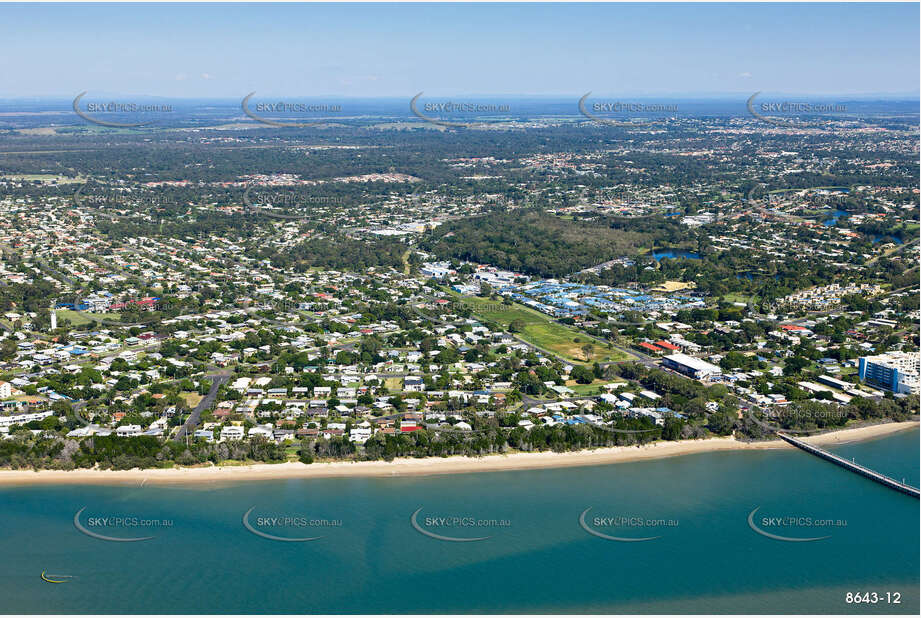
[{"x1": 40, "y1": 571, "x2": 73, "y2": 584}]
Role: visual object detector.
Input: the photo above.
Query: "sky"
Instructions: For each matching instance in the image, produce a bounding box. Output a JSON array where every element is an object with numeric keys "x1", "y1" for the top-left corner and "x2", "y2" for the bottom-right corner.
[{"x1": 0, "y1": 2, "x2": 918, "y2": 98}]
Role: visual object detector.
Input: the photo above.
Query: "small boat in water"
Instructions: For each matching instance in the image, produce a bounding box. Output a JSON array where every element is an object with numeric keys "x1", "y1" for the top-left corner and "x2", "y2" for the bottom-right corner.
[{"x1": 41, "y1": 571, "x2": 73, "y2": 584}]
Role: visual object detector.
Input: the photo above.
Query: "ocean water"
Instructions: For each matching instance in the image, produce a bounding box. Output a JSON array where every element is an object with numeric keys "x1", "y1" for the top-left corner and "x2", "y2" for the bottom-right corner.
[{"x1": 1, "y1": 429, "x2": 917, "y2": 614}]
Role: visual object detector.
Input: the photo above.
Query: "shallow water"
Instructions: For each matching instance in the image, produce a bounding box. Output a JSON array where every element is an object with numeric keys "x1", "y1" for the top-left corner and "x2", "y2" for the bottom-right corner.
[{"x1": 2, "y1": 429, "x2": 917, "y2": 614}]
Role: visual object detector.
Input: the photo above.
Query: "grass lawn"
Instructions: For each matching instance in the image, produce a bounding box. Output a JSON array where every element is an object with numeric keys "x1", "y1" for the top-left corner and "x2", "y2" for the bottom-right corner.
[
  {"x1": 384, "y1": 377, "x2": 403, "y2": 392},
  {"x1": 721, "y1": 292, "x2": 757, "y2": 304},
  {"x1": 567, "y1": 382, "x2": 605, "y2": 395},
  {"x1": 180, "y1": 392, "x2": 204, "y2": 408},
  {"x1": 56, "y1": 309, "x2": 123, "y2": 326},
  {"x1": 454, "y1": 294, "x2": 631, "y2": 365}
]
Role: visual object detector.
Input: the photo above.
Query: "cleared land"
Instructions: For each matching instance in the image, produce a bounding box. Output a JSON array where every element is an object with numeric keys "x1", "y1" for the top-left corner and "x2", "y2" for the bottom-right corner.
[
  {"x1": 55, "y1": 309, "x2": 122, "y2": 326},
  {"x1": 456, "y1": 294, "x2": 630, "y2": 364},
  {"x1": 384, "y1": 377, "x2": 403, "y2": 392},
  {"x1": 181, "y1": 392, "x2": 204, "y2": 408}
]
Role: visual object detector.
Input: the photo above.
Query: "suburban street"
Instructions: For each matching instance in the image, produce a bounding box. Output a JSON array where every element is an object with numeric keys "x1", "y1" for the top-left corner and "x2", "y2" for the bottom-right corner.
[{"x1": 175, "y1": 372, "x2": 231, "y2": 440}]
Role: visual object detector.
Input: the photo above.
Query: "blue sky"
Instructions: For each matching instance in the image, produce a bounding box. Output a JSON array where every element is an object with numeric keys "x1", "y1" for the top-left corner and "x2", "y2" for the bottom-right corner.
[{"x1": 1, "y1": 2, "x2": 917, "y2": 98}]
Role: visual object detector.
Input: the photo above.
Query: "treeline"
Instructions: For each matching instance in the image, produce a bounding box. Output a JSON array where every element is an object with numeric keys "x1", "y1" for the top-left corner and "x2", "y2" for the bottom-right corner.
[
  {"x1": 617, "y1": 362, "x2": 726, "y2": 401},
  {"x1": 424, "y1": 210, "x2": 655, "y2": 278},
  {"x1": 257, "y1": 236, "x2": 407, "y2": 272},
  {"x1": 0, "y1": 434, "x2": 288, "y2": 470},
  {"x1": 0, "y1": 278, "x2": 58, "y2": 314},
  {"x1": 300, "y1": 420, "x2": 664, "y2": 464},
  {"x1": 583, "y1": 244, "x2": 859, "y2": 301},
  {"x1": 738, "y1": 395, "x2": 919, "y2": 440},
  {"x1": 95, "y1": 212, "x2": 259, "y2": 241}
]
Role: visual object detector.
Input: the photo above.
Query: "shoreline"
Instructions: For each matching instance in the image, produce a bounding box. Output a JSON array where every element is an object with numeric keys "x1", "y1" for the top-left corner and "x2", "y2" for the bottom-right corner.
[{"x1": 0, "y1": 420, "x2": 916, "y2": 487}]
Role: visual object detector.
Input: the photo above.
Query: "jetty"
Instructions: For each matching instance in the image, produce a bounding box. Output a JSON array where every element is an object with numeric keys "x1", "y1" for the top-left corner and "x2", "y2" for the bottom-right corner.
[{"x1": 778, "y1": 433, "x2": 919, "y2": 498}]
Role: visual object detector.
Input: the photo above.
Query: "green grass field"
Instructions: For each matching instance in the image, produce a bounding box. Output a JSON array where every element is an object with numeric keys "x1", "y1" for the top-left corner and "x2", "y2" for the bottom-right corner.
[
  {"x1": 567, "y1": 382, "x2": 606, "y2": 395},
  {"x1": 55, "y1": 309, "x2": 122, "y2": 326},
  {"x1": 455, "y1": 294, "x2": 630, "y2": 365},
  {"x1": 721, "y1": 292, "x2": 757, "y2": 305}
]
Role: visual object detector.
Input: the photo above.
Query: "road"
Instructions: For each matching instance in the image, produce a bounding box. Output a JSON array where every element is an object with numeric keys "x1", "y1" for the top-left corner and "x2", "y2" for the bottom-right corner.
[
  {"x1": 175, "y1": 372, "x2": 231, "y2": 440},
  {"x1": 865, "y1": 237, "x2": 918, "y2": 266}
]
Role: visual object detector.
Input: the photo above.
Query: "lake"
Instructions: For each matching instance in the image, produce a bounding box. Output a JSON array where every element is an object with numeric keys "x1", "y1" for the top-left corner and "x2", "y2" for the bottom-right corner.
[{"x1": 823, "y1": 209, "x2": 849, "y2": 226}]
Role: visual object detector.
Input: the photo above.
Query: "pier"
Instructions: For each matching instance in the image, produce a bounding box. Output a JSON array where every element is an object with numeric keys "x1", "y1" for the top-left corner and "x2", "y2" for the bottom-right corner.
[{"x1": 778, "y1": 433, "x2": 920, "y2": 498}]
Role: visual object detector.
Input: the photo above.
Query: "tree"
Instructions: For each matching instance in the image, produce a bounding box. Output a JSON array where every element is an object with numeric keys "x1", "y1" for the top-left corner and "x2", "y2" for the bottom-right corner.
[
  {"x1": 0, "y1": 339, "x2": 17, "y2": 361},
  {"x1": 298, "y1": 441, "x2": 314, "y2": 464},
  {"x1": 707, "y1": 410, "x2": 734, "y2": 436},
  {"x1": 783, "y1": 356, "x2": 811, "y2": 376},
  {"x1": 662, "y1": 417, "x2": 683, "y2": 441},
  {"x1": 570, "y1": 365, "x2": 595, "y2": 384}
]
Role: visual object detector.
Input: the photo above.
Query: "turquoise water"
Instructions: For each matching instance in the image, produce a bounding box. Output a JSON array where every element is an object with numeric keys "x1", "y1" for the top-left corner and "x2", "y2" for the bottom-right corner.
[{"x1": 1, "y1": 429, "x2": 917, "y2": 614}]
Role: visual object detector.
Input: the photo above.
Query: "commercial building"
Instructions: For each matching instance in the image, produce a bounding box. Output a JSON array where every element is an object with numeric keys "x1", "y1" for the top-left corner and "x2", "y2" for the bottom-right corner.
[
  {"x1": 816, "y1": 374, "x2": 852, "y2": 391},
  {"x1": 662, "y1": 353, "x2": 722, "y2": 380},
  {"x1": 858, "y1": 352, "x2": 920, "y2": 394}
]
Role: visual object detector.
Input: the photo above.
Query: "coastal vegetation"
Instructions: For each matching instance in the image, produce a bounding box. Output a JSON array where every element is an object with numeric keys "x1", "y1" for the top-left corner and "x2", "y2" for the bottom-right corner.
[{"x1": 0, "y1": 393, "x2": 914, "y2": 470}]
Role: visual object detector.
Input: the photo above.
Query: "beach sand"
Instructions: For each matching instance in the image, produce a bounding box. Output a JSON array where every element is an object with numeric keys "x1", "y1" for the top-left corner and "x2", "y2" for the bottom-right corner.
[{"x1": 0, "y1": 420, "x2": 915, "y2": 487}]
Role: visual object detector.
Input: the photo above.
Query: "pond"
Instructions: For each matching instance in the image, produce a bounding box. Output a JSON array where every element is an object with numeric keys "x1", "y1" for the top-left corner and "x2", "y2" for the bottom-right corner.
[
  {"x1": 822, "y1": 209, "x2": 849, "y2": 226},
  {"x1": 651, "y1": 249, "x2": 701, "y2": 260}
]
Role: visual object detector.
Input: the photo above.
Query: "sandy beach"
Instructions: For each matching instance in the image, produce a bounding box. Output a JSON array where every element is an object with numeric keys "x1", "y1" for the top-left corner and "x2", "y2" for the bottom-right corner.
[{"x1": 0, "y1": 420, "x2": 915, "y2": 487}]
